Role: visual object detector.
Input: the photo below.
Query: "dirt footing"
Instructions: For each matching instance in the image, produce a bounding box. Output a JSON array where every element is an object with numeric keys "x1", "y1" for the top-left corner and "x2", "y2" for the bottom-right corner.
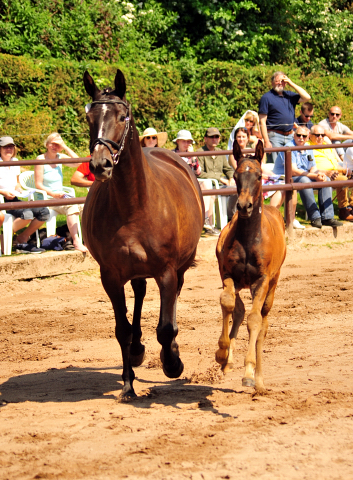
[{"x1": 1, "y1": 222, "x2": 352, "y2": 282}]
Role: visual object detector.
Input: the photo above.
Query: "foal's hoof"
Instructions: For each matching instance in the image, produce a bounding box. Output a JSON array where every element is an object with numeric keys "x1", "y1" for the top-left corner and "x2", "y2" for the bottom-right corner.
[
  {"x1": 221, "y1": 362, "x2": 234, "y2": 374},
  {"x1": 215, "y1": 348, "x2": 229, "y2": 366},
  {"x1": 163, "y1": 358, "x2": 184, "y2": 379},
  {"x1": 242, "y1": 377, "x2": 255, "y2": 388},
  {"x1": 130, "y1": 345, "x2": 146, "y2": 367}
]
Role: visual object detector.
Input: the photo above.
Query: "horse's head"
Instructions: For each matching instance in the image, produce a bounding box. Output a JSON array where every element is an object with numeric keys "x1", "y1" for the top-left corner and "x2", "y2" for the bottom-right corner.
[
  {"x1": 83, "y1": 69, "x2": 131, "y2": 181},
  {"x1": 232, "y1": 140, "x2": 264, "y2": 218}
]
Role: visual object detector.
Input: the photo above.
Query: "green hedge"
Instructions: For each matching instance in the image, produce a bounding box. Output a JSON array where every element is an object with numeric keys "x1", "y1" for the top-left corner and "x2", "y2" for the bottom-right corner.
[{"x1": 1, "y1": 53, "x2": 353, "y2": 158}]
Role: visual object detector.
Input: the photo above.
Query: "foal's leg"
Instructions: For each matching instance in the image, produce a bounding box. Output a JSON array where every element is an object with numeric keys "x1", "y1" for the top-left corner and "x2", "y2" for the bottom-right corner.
[
  {"x1": 156, "y1": 268, "x2": 183, "y2": 378},
  {"x1": 101, "y1": 270, "x2": 136, "y2": 398},
  {"x1": 130, "y1": 278, "x2": 147, "y2": 367},
  {"x1": 255, "y1": 274, "x2": 280, "y2": 392},
  {"x1": 216, "y1": 278, "x2": 244, "y2": 372},
  {"x1": 243, "y1": 278, "x2": 269, "y2": 388}
]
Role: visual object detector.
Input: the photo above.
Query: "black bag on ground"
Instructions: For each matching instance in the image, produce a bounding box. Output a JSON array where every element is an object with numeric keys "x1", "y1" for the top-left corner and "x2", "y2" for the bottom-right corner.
[
  {"x1": 41, "y1": 235, "x2": 67, "y2": 251},
  {"x1": 55, "y1": 224, "x2": 75, "y2": 250}
]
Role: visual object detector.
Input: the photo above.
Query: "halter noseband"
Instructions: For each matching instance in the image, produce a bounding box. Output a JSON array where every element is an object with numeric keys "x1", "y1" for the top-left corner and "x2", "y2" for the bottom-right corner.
[{"x1": 89, "y1": 98, "x2": 132, "y2": 165}]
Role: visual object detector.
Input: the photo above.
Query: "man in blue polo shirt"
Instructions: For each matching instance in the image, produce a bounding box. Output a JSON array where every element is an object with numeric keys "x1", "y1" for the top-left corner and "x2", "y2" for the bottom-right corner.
[{"x1": 259, "y1": 71, "x2": 311, "y2": 163}]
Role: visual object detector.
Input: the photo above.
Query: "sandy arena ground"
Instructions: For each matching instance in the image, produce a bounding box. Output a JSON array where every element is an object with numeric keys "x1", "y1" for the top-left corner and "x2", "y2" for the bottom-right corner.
[{"x1": 1, "y1": 236, "x2": 353, "y2": 480}]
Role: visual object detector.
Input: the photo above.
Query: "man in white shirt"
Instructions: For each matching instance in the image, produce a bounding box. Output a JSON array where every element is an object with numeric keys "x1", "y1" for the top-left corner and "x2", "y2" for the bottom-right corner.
[{"x1": 319, "y1": 106, "x2": 353, "y2": 160}]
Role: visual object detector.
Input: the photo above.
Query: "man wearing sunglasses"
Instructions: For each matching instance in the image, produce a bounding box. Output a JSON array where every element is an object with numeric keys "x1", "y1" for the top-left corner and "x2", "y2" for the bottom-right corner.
[
  {"x1": 273, "y1": 126, "x2": 342, "y2": 228},
  {"x1": 295, "y1": 102, "x2": 314, "y2": 130},
  {"x1": 259, "y1": 71, "x2": 311, "y2": 163},
  {"x1": 197, "y1": 127, "x2": 236, "y2": 228},
  {"x1": 319, "y1": 106, "x2": 353, "y2": 160},
  {"x1": 197, "y1": 128, "x2": 234, "y2": 186},
  {"x1": 309, "y1": 125, "x2": 353, "y2": 222},
  {"x1": 272, "y1": 127, "x2": 310, "y2": 229}
]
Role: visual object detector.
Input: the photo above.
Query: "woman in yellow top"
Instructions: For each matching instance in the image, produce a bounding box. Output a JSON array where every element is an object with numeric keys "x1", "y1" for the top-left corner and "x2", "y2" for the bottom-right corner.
[{"x1": 309, "y1": 125, "x2": 353, "y2": 221}]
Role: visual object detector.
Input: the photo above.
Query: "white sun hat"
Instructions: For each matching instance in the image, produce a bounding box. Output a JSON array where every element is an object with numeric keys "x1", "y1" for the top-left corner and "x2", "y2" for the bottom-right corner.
[
  {"x1": 172, "y1": 129, "x2": 195, "y2": 144},
  {"x1": 139, "y1": 127, "x2": 168, "y2": 147}
]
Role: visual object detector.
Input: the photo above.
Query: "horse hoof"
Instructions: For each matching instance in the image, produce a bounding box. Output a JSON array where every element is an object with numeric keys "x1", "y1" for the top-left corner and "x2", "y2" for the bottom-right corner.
[
  {"x1": 215, "y1": 348, "x2": 228, "y2": 366},
  {"x1": 221, "y1": 363, "x2": 234, "y2": 374},
  {"x1": 242, "y1": 377, "x2": 255, "y2": 388},
  {"x1": 120, "y1": 388, "x2": 137, "y2": 401},
  {"x1": 130, "y1": 345, "x2": 146, "y2": 367},
  {"x1": 163, "y1": 359, "x2": 184, "y2": 379}
]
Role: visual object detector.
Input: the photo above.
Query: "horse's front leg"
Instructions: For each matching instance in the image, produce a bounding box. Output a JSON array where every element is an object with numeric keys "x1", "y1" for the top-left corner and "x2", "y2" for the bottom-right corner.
[
  {"x1": 216, "y1": 278, "x2": 236, "y2": 373},
  {"x1": 130, "y1": 278, "x2": 147, "y2": 367},
  {"x1": 101, "y1": 270, "x2": 136, "y2": 398},
  {"x1": 156, "y1": 268, "x2": 183, "y2": 379},
  {"x1": 243, "y1": 278, "x2": 269, "y2": 389}
]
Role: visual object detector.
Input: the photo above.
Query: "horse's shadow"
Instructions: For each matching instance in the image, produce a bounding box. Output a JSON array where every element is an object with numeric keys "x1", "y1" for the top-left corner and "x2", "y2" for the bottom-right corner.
[{"x1": 0, "y1": 366, "x2": 241, "y2": 418}]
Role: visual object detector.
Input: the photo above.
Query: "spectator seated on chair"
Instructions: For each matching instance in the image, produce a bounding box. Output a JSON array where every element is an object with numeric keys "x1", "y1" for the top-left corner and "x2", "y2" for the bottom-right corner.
[
  {"x1": 70, "y1": 159, "x2": 95, "y2": 188},
  {"x1": 197, "y1": 127, "x2": 235, "y2": 231},
  {"x1": 271, "y1": 127, "x2": 314, "y2": 230},
  {"x1": 308, "y1": 125, "x2": 353, "y2": 222},
  {"x1": 0, "y1": 136, "x2": 49, "y2": 253},
  {"x1": 34, "y1": 133, "x2": 87, "y2": 253},
  {"x1": 318, "y1": 106, "x2": 353, "y2": 161},
  {"x1": 275, "y1": 127, "x2": 342, "y2": 229}
]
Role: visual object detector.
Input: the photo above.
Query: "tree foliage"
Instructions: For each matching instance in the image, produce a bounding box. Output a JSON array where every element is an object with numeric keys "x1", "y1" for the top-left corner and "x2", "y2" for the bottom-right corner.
[{"x1": 0, "y1": 0, "x2": 352, "y2": 73}]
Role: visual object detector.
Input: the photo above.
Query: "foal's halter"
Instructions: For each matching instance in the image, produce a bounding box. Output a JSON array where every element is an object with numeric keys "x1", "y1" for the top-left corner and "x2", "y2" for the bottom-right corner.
[{"x1": 89, "y1": 98, "x2": 132, "y2": 165}]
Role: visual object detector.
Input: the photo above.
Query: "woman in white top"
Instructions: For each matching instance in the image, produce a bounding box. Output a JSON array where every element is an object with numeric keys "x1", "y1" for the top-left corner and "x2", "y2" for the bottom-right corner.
[
  {"x1": 34, "y1": 133, "x2": 87, "y2": 253},
  {"x1": 0, "y1": 136, "x2": 50, "y2": 249}
]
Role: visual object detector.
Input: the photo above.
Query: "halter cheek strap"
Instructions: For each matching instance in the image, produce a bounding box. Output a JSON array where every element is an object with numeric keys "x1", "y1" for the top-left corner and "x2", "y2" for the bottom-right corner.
[{"x1": 89, "y1": 99, "x2": 132, "y2": 165}]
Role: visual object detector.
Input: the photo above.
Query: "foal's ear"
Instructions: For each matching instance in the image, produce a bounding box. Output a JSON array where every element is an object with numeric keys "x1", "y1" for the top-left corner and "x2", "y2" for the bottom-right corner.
[
  {"x1": 254, "y1": 140, "x2": 264, "y2": 164},
  {"x1": 115, "y1": 69, "x2": 126, "y2": 100},
  {"x1": 232, "y1": 139, "x2": 243, "y2": 164},
  {"x1": 83, "y1": 71, "x2": 99, "y2": 99}
]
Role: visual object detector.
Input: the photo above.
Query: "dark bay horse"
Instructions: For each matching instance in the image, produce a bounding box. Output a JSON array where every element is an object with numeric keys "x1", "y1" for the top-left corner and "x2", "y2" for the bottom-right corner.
[
  {"x1": 82, "y1": 70, "x2": 204, "y2": 398},
  {"x1": 215, "y1": 140, "x2": 286, "y2": 393}
]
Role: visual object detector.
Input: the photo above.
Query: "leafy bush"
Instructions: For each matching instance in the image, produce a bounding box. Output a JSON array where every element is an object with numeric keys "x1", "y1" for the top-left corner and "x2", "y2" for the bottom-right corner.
[{"x1": 1, "y1": 53, "x2": 353, "y2": 158}]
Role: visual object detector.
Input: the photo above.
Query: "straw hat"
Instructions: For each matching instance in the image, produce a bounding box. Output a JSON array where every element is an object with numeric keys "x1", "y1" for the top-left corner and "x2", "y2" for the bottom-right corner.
[
  {"x1": 139, "y1": 128, "x2": 168, "y2": 148},
  {"x1": 172, "y1": 130, "x2": 195, "y2": 144}
]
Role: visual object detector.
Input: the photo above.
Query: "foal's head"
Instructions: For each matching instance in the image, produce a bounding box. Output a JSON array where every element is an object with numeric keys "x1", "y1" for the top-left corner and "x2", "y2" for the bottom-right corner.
[
  {"x1": 232, "y1": 140, "x2": 264, "y2": 218},
  {"x1": 83, "y1": 69, "x2": 131, "y2": 181}
]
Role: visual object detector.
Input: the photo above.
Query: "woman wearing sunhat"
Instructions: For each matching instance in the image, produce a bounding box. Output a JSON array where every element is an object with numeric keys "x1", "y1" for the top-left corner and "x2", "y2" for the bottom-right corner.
[{"x1": 139, "y1": 128, "x2": 168, "y2": 148}]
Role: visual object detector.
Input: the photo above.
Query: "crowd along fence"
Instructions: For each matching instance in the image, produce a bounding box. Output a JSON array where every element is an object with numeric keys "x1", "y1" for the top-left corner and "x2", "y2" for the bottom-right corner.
[{"x1": 1, "y1": 142, "x2": 353, "y2": 236}]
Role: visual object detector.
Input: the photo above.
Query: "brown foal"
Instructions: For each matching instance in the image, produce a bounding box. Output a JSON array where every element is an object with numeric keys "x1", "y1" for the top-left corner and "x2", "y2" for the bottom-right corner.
[{"x1": 215, "y1": 140, "x2": 286, "y2": 392}]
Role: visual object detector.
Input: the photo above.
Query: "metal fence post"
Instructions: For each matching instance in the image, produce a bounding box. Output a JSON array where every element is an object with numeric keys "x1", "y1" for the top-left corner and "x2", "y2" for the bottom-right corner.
[{"x1": 284, "y1": 150, "x2": 294, "y2": 236}]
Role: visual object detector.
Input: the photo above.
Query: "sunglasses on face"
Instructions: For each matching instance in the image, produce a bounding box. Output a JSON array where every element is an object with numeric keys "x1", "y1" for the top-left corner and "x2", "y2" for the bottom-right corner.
[
  {"x1": 295, "y1": 134, "x2": 308, "y2": 139},
  {"x1": 245, "y1": 119, "x2": 254, "y2": 123},
  {"x1": 312, "y1": 133, "x2": 324, "y2": 137},
  {"x1": 303, "y1": 115, "x2": 313, "y2": 118},
  {"x1": 329, "y1": 113, "x2": 340, "y2": 117},
  {"x1": 208, "y1": 135, "x2": 220, "y2": 139},
  {"x1": 145, "y1": 136, "x2": 157, "y2": 140}
]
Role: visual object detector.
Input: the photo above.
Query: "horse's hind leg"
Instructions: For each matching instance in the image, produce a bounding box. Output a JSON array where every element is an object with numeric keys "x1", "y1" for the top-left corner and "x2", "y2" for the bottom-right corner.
[
  {"x1": 156, "y1": 268, "x2": 183, "y2": 379},
  {"x1": 130, "y1": 278, "x2": 147, "y2": 367},
  {"x1": 101, "y1": 270, "x2": 136, "y2": 398}
]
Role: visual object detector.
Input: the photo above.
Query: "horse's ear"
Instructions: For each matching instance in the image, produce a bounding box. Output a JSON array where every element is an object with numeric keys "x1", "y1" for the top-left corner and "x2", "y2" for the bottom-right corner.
[
  {"x1": 83, "y1": 71, "x2": 99, "y2": 99},
  {"x1": 115, "y1": 69, "x2": 126, "y2": 99},
  {"x1": 254, "y1": 139, "x2": 264, "y2": 164},
  {"x1": 232, "y1": 139, "x2": 243, "y2": 165}
]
